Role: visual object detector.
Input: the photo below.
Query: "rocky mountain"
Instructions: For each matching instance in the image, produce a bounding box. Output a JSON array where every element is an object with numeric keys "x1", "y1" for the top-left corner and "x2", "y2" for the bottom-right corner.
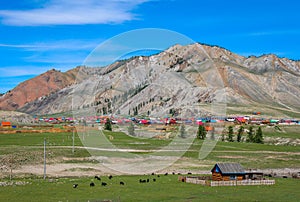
[
  {"x1": 0, "y1": 67, "x2": 90, "y2": 111},
  {"x1": 4, "y1": 43, "x2": 300, "y2": 117}
]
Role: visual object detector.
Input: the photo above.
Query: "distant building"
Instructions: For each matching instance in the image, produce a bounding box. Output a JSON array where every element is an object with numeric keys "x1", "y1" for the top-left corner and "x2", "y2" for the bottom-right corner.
[{"x1": 1, "y1": 121, "x2": 12, "y2": 128}]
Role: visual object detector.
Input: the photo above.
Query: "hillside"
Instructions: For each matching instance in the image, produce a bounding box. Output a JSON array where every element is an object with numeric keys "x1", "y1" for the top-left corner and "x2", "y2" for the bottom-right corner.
[
  {"x1": 0, "y1": 67, "x2": 88, "y2": 111},
  {"x1": 0, "y1": 110, "x2": 34, "y2": 124},
  {"x1": 4, "y1": 43, "x2": 300, "y2": 117}
]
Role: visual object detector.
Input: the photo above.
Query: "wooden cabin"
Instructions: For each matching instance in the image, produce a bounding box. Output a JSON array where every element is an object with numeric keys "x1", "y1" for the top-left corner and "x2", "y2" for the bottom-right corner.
[{"x1": 211, "y1": 163, "x2": 246, "y2": 181}]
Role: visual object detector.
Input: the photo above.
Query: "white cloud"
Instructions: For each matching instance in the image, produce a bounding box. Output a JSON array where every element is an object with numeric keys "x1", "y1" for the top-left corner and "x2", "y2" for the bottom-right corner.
[
  {"x1": 0, "y1": 0, "x2": 149, "y2": 26},
  {"x1": 0, "y1": 64, "x2": 76, "y2": 77},
  {"x1": 0, "y1": 39, "x2": 102, "y2": 51},
  {"x1": 0, "y1": 66, "x2": 50, "y2": 77}
]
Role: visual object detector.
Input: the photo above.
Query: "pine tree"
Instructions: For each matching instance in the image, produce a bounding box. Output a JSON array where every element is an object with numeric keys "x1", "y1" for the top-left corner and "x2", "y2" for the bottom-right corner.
[
  {"x1": 237, "y1": 126, "x2": 244, "y2": 142},
  {"x1": 104, "y1": 118, "x2": 112, "y2": 131},
  {"x1": 227, "y1": 126, "x2": 234, "y2": 142},
  {"x1": 210, "y1": 127, "x2": 215, "y2": 140},
  {"x1": 254, "y1": 126, "x2": 264, "y2": 144},
  {"x1": 221, "y1": 132, "x2": 225, "y2": 142},
  {"x1": 102, "y1": 107, "x2": 107, "y2": 115},
  {"x1": 179, "y1": 124, "x2": 186, "y2": 138},
  {"x1": 134, "y1": 107, "x2": 138, "y2": 116},
  {"x1": 197, "y1": 125, "x2": 206, "y2": 140},
  {"x1": 128, "y1": 121, "x2": 135, "y2": 136},
  {"x1": 247, "y1": 126, "x2": 254, "y2": 143}
]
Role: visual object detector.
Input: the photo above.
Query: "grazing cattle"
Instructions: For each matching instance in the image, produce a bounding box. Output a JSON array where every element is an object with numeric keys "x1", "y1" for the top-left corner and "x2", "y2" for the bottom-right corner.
[
  {"x1": 139, "y1": 179, "x2": 146, "y2": 183},
  {"x1": 187, "y1": 172, "x2": 192, "y2": 175},
  {"x1": 157, "y1": 175, "x2": 160, "y2": 178},
  {"x1": 153, "y1": 178, "x2": 156, "y2": 182},
  {"x1": 108, "y1": 175, "x2": 113, "y2": 179},
  {"x1": 172, "y1": 172, "x2": 175, "y2": 175},
  {"x1": 164, "y1": 173, "x2": 168, "y2": 176},
  {"x1": 146, "y1": 179, "x2": 149, "y2": 183},
  {"x1": 73, "y1": 184, "x2": 78, "y2": 188},
  {"x1": 101, "y1": 182, "x2": 107, "y2": 186},
  {"x1": 90, "y1": 182, "x2": 95, "y2": 187},
  {"x1": 151, "y1": 173, "x2": 155, "y2": 175},
  {"x1": 120, "y1": 181, "x2": 125, "y2": 185},
  {"x1": 177, "y1": 173, "x2": 181, "y2": 175},
  {"x1": 95, "y1": 176, "x2": 101, "y2": 180}
]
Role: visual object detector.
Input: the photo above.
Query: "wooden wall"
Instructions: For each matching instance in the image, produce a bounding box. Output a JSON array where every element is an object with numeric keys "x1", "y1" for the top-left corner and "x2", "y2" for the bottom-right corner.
[
  {"x1": 212, "y1": 172, "x2": 222, "y2": 181},
  {"x1": 212, "y1": 172, "x2": 244, "y2": 181}
]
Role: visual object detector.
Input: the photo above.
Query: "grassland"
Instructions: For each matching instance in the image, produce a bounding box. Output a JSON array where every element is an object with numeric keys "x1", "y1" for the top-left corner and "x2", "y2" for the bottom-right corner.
[
  {"x1": 0, "y1": 125, "x2": 299, "y2": 201},
  {"x1": 0, "y1": 126, "x2": 299, "y2": 170},
  {"x1": 0, "y1": 175, "x2": 299, "y2": 202}
]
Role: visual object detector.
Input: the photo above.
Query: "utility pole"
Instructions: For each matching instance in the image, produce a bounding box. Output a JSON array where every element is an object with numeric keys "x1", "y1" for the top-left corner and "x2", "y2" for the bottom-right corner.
[
  {"x1": 72, "y1": 129, "x2": 75, "y2": 154},
  {"x1": 43, "y1": 138, "x2": 46, "y2": 180}
]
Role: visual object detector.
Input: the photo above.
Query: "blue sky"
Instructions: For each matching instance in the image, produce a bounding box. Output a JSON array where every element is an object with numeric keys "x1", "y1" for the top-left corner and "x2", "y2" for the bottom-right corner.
[{"x1": 0, "y1": 0, "x2": 300, "y2": 93}]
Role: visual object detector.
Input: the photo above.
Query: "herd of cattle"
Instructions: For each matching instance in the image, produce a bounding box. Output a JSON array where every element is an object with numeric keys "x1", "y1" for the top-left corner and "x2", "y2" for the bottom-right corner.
[{"x1": 72, "y1": 172, "x2": 192, "y2": 188}]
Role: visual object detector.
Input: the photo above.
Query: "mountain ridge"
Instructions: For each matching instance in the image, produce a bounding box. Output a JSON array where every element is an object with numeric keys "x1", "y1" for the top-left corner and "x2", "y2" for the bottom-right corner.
[
  {"x1": 0, "y1": 67, "x2": 86, "y2": 111},
  {"x1": 1, "y1": 43, "x2": 299, "y2": 117}
]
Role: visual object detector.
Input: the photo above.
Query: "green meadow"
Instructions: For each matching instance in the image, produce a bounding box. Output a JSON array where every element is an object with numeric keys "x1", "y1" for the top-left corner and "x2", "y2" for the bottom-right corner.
[
  {"x1": 0, "y1": 125, "x2": 299, "y2": 201},
  {"x1": 0, "y1": 176, "x2": 299, "y2": 202}
]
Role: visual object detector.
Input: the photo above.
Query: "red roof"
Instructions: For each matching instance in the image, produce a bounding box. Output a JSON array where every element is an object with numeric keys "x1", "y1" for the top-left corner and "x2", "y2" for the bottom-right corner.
[{"x1": 1, "y1": 122, "x2": 11, "y2": 126}]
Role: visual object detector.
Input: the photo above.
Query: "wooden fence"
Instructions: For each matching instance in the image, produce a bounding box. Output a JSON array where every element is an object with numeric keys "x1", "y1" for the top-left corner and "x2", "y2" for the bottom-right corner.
[
  {"x1": 183, "y1": 176, "x2": 275, "y2": 187},
  {"x1": 210, "y1": 179, "x2": 275, "y2": 186},
  {"x1": 186, "y1": 178, "x2": 207, "y2": 185}
]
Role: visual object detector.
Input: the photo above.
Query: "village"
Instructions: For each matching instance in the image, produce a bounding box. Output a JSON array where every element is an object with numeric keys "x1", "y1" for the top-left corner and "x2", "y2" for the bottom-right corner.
[{"x1": 2, "y1": 112, "x2": 298, "y2": 127}]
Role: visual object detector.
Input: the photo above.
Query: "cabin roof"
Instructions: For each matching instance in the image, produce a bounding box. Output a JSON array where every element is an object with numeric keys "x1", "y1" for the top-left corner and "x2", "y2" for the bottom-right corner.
[{"x1": 211, "y1": 163, "x2": 245, "y2": 174}]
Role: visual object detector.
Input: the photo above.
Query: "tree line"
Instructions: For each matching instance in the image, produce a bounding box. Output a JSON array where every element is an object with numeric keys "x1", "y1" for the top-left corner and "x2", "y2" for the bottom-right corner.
[{"x1": 196, "y1": 125, "x2": 263, "y2": 144}]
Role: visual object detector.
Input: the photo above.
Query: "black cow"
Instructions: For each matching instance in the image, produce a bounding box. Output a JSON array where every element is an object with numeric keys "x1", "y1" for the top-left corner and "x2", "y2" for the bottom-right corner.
[
  {"x1": 139, "y1": 179, "x2": 146, "y2": 183},
  {"x1": 151, "y1": 173, "x2": 155, "y2": 175},
  {"x1": 120, "y1": 181, "x2": 125, "y2": 185},
  {"x1": 90, "y1": 182, "x2": 95, "y2": 187},
  {"x1": 164, "y1": 172, "x2": 168, "y2": 176},
  {"x1": 187, "y1": 172, "x2": 192, "y2": 175},
  {"x1": 146, "y1": 179, "x2": 149, "y2": 183},
  {"x1": 108, "y1": 175, "x2": 113, "y2": 180},
  {"x1": 94, "y1": 176, "x2": 101, "y2": 180},
  {"x1": 153, "y1": 178, "x2": 156, "y2": 182},
  {"x1": 101, "y1": 182, "x2": 107, "y2": 186},
  {"x1": 73, "y1": 184, "x2": 78, "y2": 188}
]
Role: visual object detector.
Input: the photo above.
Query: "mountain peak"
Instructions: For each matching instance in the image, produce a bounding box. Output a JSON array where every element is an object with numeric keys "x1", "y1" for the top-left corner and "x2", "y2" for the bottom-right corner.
[{"x1": 1, "y1": 43, "x2": 300, "y2": 117}]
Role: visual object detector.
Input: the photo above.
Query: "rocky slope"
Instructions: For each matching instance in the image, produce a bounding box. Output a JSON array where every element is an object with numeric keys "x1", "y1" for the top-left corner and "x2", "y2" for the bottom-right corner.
[
  {"x1": 0, "y1": 110, "x2": 34, "y2": 124},
  {"x1": 0, "y1": 67, "x2": 90, "y2": 111},
  {"x1": 4, "y1": 43, "x2": 300, "y2": 117}
]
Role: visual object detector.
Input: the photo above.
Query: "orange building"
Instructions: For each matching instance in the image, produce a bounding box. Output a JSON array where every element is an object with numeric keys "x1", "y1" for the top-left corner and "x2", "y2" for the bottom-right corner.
[{"x1": 1, "y1": 121, "x2": 12, "y2": 128}]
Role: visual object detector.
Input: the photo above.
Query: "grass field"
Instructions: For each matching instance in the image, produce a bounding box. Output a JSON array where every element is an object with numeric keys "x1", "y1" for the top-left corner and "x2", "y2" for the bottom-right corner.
[
  {"x1": 0, "y1": 175, "x2": 299, "y2": 202},
  {"x1": 0, "y1": 126, "x2": 299, "y2": 170},
  {"x1": 0, "y1": 125, "x2": 299, "y2": 201}
]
